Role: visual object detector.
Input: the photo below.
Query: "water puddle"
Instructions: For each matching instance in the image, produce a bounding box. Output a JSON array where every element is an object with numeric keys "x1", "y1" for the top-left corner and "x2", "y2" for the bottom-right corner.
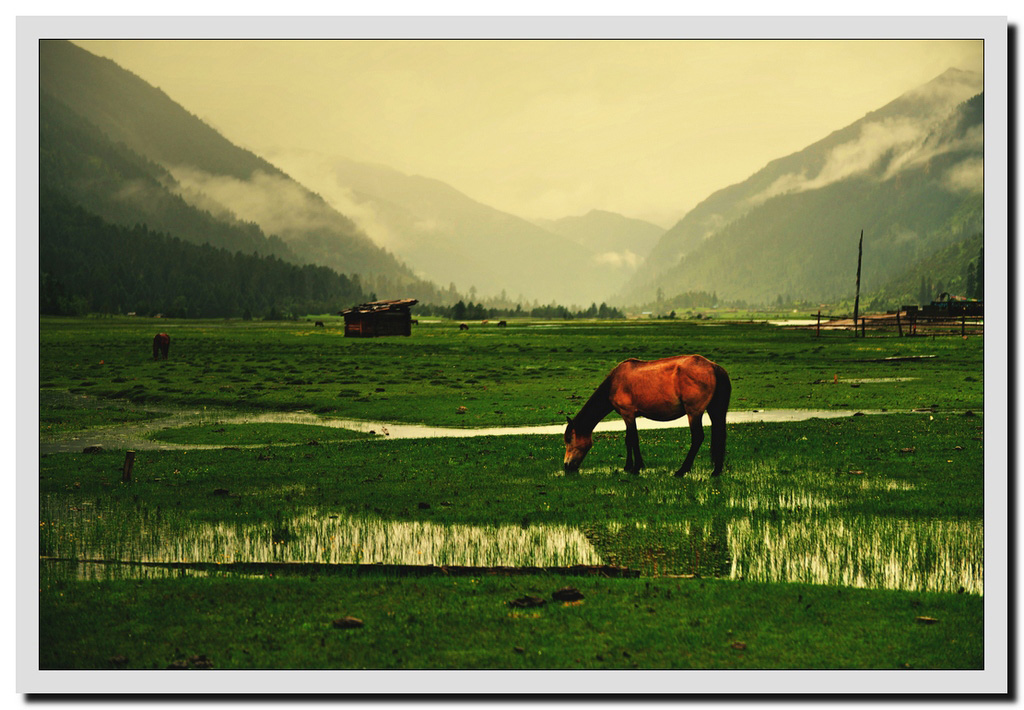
[
  {"x1": 39, "y1": 394, "x2": 981, "y2": 595},
  {"x1": 261, "y1": 409, "x2": 886, "y2": 440},
  {"x1": 767, "y1": 319, "x2": 821, "y2": 326},
  {"x1": 840, "y1": 377, "x2": 919, "y2": 384},
  {"x1": 39, "y1": 394, "x2": 898, "y2": 454},
  {"x1": 726, "y1": 515, "x2": 982, "y2": 594},
  {"x1": 590, "y1": 515, "x2": 982, "y2": 595},
  {"x1": 39, "y1": 498, "x2": 603, "y2": 572},
  {"x1": 727, "y1": 490, "x2": 839, "y2": 512},
  {"x1": 40, "y1": 494, "x2": 982, "y2": 594}
]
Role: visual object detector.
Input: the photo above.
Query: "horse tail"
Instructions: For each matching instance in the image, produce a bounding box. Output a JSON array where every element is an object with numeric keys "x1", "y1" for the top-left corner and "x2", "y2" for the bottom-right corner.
[{"x1": 707, "y1": 363, "x2": 731, "y2": 471}]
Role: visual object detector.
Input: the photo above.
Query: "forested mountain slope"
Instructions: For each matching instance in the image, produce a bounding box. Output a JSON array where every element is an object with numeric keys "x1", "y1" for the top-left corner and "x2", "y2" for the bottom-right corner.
[
  {"x1": 617, "y1": 69, "x2": 984, "y2": 308},
  {"x1": 39, "y1": 188, "x2": 366, "y2": 318},
  {"x1": 39, "y1": 39, "x2": 434, "y2": 299}
]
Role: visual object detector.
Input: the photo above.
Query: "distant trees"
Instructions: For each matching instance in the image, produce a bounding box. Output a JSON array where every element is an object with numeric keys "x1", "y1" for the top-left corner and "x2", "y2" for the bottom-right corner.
[
  {"x1": 912, "y1": 243, "x2": 983, "y2": 306},
  {"x1": 580, "y1": 302, "x2": 619, "y2": 319},
  {"x1": 39, "y1": 190, "x2": 637, "y2": 322},
  {"x1": 39, "y1": 190, "x2": 367, "y2": 318},
  {"x1": 648, "y1": 290, "x2": 719, "y2": 313},
  {"x1": 918, "y1": 276, "x2": 932, "y2": 305},
  {"x1": 965, "y1": 246, "x2": 984, "y2": 300},
  {"x1": 865, "y1": 231, "x2": 983, "y2": 310},
  {"x1": 418, "y1": 300, "x2": 624, "y2": 321}
]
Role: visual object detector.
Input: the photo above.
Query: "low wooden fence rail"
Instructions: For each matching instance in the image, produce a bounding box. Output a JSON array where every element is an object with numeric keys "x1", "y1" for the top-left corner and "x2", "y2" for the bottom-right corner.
[{"x1": 802, "y1": 307, "x2": 984, "y2": 337}]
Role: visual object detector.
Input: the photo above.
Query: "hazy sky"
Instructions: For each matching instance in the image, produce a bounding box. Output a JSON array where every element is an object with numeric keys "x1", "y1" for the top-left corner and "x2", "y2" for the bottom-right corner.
[{"x1": 74, "y1": 38, "x2": 982, "y2": 227}]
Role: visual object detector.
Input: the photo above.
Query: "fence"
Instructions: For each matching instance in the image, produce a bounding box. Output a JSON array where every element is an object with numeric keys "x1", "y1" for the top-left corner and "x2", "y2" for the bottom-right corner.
[{"x1": 803, "y1": 307, "x2": 984, "y2": 338}]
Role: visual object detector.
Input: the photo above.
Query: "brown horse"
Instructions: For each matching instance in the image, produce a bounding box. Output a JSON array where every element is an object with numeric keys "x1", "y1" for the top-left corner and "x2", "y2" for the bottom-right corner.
[
  {"x1": 152, "y1": 332, "x2": 170, "y2": 360},
  {"x1": 563, "y1": 355, "x2": 731, "y2": 477}
]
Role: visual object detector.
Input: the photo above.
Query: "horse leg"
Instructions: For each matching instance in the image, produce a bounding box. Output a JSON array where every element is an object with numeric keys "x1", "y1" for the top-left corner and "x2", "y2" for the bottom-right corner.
[
  {"x1": 623, "y1": 417, "x2": 644, "y2": 474},
  {"x1": 707, "y1": 364, "x2": 730, "y2": 476},
  {"x1": 673, "y1": 412, "x2": 705, "y2": 477},
  {"x1": 709, "y1": 408, "x2": 727, "y2": 476},
  {"x1": 623, "y1": 425, "x2": 633, "y2": 473}
]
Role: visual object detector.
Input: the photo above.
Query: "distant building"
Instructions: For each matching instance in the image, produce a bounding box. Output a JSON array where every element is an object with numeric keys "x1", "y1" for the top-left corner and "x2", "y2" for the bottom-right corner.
[
  {"x1": 340, "y1": 299, "x2": 418, "y2": 337},
  {"x1": 912, "y1": 293, "x2": 984, "y2": 318}
]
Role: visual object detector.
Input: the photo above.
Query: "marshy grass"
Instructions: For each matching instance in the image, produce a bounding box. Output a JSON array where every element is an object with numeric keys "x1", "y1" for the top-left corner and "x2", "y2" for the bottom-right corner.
[
  {"x1": 146, "y1": 422, "x2": 377, "y2": 446},
  {"x1": 39, "y1": 316, "x2": 984, "y2": 427},
  {"x1": 36, "y1": 316, "x2": 986, "y2": 670}
]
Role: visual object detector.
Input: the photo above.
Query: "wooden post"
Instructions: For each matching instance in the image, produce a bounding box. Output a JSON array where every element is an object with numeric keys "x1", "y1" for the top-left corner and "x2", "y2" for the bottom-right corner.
[
  {"x1": 816, "y1": 310, "x2": 821, "y2": 338},
  {"x1": 853, "y1": 230, "x2": 863, "y2": 337},
  {"x1": 961, "y1": 314, "x2": 966, "y2": 337},
  {"x1": 122, "y1": 450, "x2": 135, "y2": 483},
  {"x1": 896, "y1": 311, "x2": 903, "y2": 337}
]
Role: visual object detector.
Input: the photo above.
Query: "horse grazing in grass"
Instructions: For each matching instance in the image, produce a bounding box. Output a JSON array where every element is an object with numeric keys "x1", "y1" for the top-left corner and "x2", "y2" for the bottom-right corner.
[
  {"x1": 152, "y1": 332, "x2": 170, "y2": 360},
  {"x1": 563, "y1": 355, "x2": 731, "y2": 477}
]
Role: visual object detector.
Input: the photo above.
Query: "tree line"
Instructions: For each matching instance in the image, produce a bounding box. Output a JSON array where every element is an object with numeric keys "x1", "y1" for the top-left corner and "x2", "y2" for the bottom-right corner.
[
  {"x1": 39, "y1": 189, "x2": 367, "y2": 319},
  {"x1": 916, "y1": 244, "x2": 984, "y2": 305},
  {"x1": 416, "y1": 300, "x2": 624, "y2": 321},
  {"x1": 39, "y1": 191, "x2": 631, "y2": 321}
]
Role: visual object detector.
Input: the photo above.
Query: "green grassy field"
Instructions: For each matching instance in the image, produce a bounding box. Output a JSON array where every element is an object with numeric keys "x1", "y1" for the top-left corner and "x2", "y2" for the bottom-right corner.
[
  {"x1": 39, "y1": 574, "x2": 980, "y2": 670},
  {"x1": 145, "y1": 422, "x2": 376, "y2": 446},
  {"x1": 39, "y1": 315, "x2": 983, "y2": 427},
  {"x1": 36, "y1": 315, "x2": 986, "y2": 671}
]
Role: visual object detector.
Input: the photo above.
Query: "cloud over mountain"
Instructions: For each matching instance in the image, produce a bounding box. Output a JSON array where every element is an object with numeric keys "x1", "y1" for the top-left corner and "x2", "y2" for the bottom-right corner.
[{"x1": 616, "y1": 68, "x2": 984, "y2": 307}]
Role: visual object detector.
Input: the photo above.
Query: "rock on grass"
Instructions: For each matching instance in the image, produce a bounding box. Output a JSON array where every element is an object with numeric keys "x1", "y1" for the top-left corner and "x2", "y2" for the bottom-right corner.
[{"x1": 333, "y1": 616, "x2": 364, "y2": 629}]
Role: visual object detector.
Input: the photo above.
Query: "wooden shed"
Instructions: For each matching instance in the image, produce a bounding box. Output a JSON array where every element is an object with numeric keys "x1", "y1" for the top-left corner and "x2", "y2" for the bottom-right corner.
[
  {"x1": 919, "y1": 294, "x2": 984, "y2": 318},
  {"x1": 340, "y1": 299, "x2": 418, "y2": 337}
]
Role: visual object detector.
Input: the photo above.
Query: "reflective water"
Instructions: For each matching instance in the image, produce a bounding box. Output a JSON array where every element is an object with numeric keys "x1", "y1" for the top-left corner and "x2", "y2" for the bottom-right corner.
[
  {"x1": 39, "y1": 394, "x2": 978, "y2": 594},
  {"x1": 39, "y1": 402, "x2": 895, "y2": 454},
  {"x1": 40, "y1": 494, "x2": 982, "y2": 595},
  {"x1": 590, "y1": 514, "x2": 982, "y2": 595},
  {"x1": 841, "y1": 377, "x2": 919, "y2": 384},
  {"x1": 727, "y1": 515, "x2": 982, "y2": 594},
  {"x1": 39, "y1": 497, "x2": 603, "y2": 570},
  {"x1": 286, "y1": 409, "x2": 884, "y2": 439}
]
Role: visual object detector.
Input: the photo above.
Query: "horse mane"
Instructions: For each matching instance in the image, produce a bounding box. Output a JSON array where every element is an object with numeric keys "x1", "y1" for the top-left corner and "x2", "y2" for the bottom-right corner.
[{"x1": 570, "y1": 375, "x2": 615, "y2": 434}]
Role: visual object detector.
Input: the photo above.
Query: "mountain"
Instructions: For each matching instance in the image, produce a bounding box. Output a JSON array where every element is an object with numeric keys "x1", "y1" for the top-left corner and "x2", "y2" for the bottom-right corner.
[
  {"x1": 39, "y1": 187, "x2": 367, "y2": 319},
  {"x1": 871, "y1": 230, "x2": 984, "y2": 308},
  {"x1": 40, "y1": 39, "x2": 646, "y2": 308},
  {"x1": 535, "y1": 210, "x2": 665, "y2": 270},
  {"x1": 39, "y1": 89, "x2": 300, "y2": 263},
  {"x1": 41, "y1": 40, "x2": 982, "y2": 312},
  {"x1": 283, "y1": 158, "x2": 647, "y2": 306},
  {"x1": 617, "y1": 69, "x2": 984, "y2": 307},
  {"x1": 39, "y1": 39, "x2": 435, "y2": 300}
]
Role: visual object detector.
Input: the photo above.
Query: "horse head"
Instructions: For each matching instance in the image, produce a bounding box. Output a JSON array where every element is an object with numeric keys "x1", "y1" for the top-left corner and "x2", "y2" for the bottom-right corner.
[{"x1": 563, "y1": 416, "x2": 593, "y2": 473}]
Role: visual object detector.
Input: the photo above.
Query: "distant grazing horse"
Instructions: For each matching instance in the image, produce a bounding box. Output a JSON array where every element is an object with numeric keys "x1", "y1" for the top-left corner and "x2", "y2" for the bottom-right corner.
[
  {"x1": 498, "y1": 320, "x2": 508, "y2": 328},
  {"x1": 315, "y1": 321, "x2": 325, "y2": 328},
  {"x1": 563, "y1": 355, "x2": 731, "y2": 477},
  {"x1": 459, "y1": 323, "x2": 469, "y2": 331},
  {"x1": 152, "y1": 333, "x2": 170, "y2": 360}
]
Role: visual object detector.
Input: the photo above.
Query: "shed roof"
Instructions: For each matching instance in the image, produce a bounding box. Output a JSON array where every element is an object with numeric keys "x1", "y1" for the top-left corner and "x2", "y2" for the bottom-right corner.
[{"x1": 341, "y1": 298, "x2": 418, "y2": 316}]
